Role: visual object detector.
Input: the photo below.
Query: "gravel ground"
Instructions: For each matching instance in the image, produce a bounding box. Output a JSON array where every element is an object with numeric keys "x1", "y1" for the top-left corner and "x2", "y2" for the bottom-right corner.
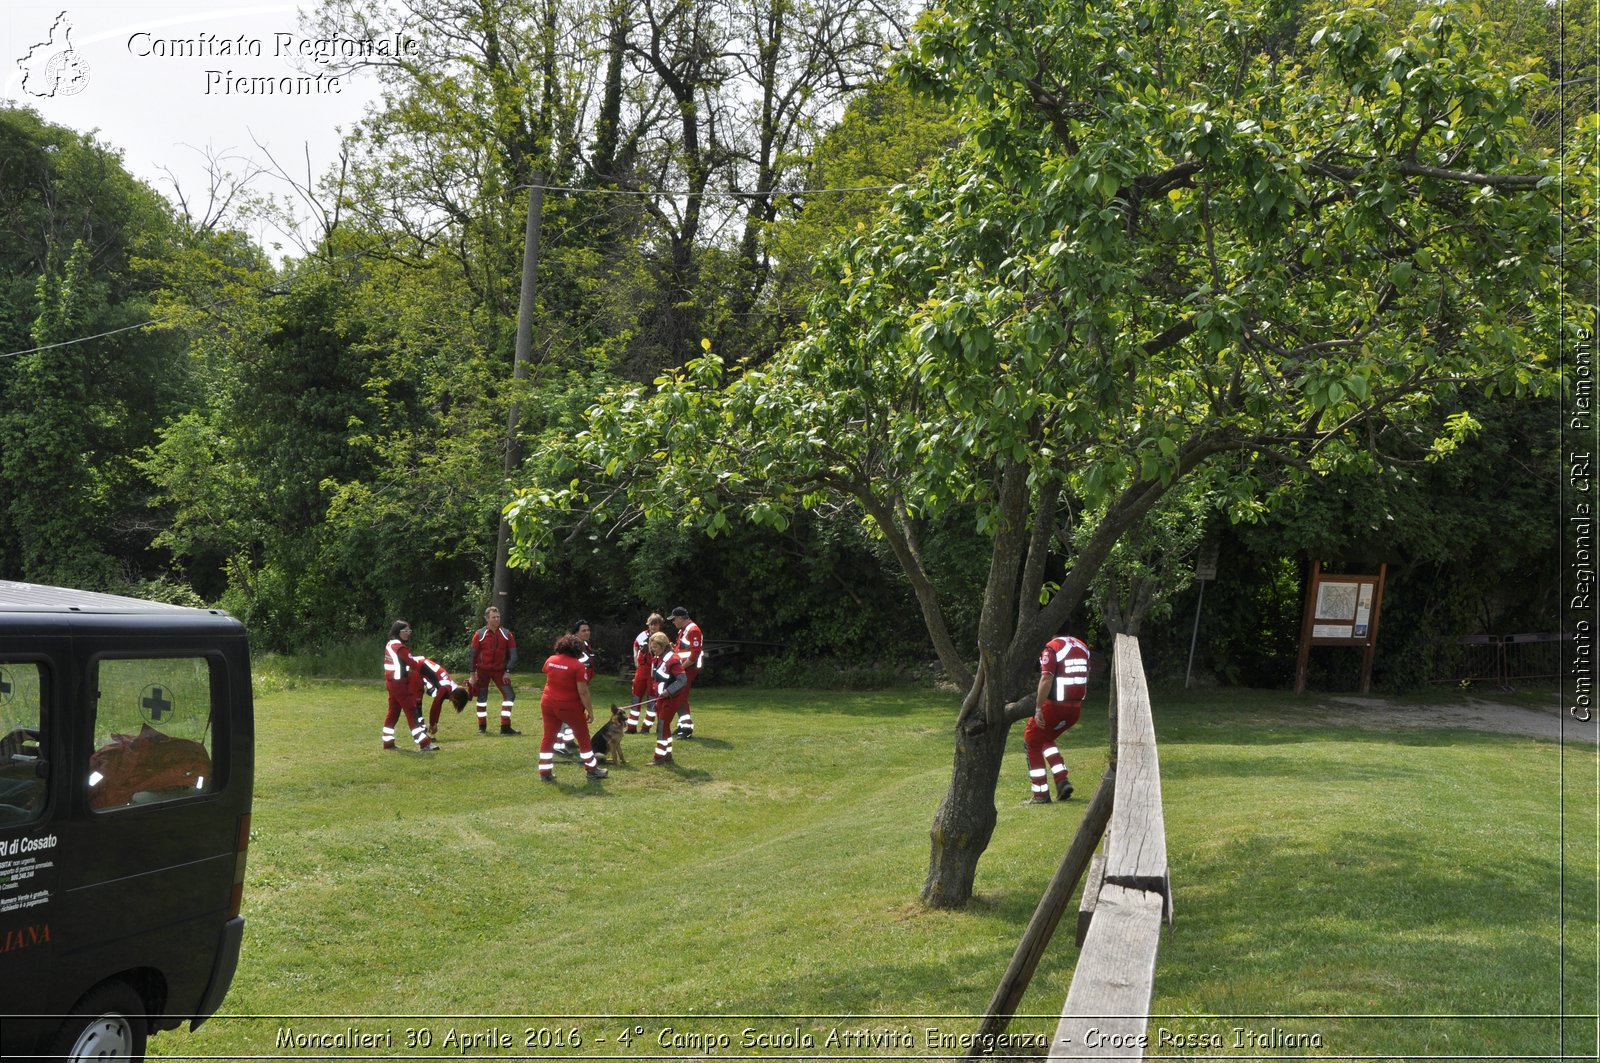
[{"x1": 1310, "y1": 693, "x2": 1597, "y2": 744}]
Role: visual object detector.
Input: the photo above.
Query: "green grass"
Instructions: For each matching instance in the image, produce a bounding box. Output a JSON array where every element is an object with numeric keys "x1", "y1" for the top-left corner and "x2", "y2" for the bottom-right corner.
[{"x1": 151, "y1": 680, "x2": 1597, "y2": 1060}]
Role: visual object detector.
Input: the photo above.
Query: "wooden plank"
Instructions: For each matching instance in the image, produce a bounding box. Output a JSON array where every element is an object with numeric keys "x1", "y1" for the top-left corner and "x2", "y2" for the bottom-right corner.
[
  {"x1": 1051, "y1": 884, "x2": 1165, "y2": 1061},
  {"x1": 1075, "y1": 852, "x2": 1106, "y2": 948},
  {"x1": 969, "y1": 769, "x2": 1116, "y2": 1053},
  {"x1": 1104, "y1": 634, "x2": 1169, "y2": 895}
]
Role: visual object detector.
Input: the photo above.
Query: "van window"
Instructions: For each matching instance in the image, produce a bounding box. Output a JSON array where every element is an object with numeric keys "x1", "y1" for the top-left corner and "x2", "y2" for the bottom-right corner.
[
  {"x1": 89, "y1": 657, "x2": 217, "y2": 811},
  {"x1": 0, "y1": 662, "x2": 47, "y2": 825}
]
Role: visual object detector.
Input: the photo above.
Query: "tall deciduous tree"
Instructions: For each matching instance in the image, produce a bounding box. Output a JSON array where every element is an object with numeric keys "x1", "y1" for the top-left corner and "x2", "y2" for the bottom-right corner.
[
  {"x1": 0, "y1": 107, "x2": 188, "y2": 587},
  {"x1": 507, "y1": 0, "x2": 1591, "y2": 907}
]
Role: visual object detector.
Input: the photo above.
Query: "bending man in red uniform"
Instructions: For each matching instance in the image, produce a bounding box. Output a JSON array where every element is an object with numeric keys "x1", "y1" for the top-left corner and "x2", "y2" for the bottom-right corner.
[
  {"x1": 1025, "y1": 633, "x2": 1090, "y2": 803},
  {"x1": 668, "y1": 606, "x2": 704, "y2": 738},
  {"x1": 415, "y1": 655, "x2": 471, "y2": 740},
  {"x1": 383, "y1": 620, "x2": 439, "y2": 752},
  {"x1": 468, "y1": 605, "x2": 521, "y2": 736}
]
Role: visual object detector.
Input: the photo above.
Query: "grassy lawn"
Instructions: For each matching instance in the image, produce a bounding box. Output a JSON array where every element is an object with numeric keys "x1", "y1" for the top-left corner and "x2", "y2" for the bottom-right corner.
[{"x1": 152, "y1": 677, "x2": 1597, "y2": 1060}]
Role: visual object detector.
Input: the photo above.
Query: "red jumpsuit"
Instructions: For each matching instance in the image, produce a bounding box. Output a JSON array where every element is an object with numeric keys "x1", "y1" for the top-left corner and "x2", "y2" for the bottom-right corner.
[
  {"x1": 672, "y1": 620, "x2": 704, "y2": 736},
  {"x1": 1024, "y1": 635, "x2": 1089, "y2": 801},
  {"x1": 626, "y1": 627, "x2": 657, "y2": 732},
  {"x1": 537, "y1": 654, "x2": 601, "y2": 778},
  {"x1": 414, "y1": 655, "x2": 464, "y2": 734},
  {"x1": 469, "y1": 624, "x2": 518, "y2": 733},
  {"x1": 383, "y1": 638, "x2": 435, "y2": 750},
  {"x1": 651, "y1": 650, "x2": 689, "y2": 764}
]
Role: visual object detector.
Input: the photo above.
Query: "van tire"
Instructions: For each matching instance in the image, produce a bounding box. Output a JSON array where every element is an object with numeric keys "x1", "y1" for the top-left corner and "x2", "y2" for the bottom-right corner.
[{"x1": 47, "y1": 980, "x2": 149, "y2": 1062}]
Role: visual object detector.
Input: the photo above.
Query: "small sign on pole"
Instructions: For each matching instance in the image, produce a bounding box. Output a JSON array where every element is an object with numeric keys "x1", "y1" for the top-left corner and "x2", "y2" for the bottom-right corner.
[{"x1": 1184, "y1": 537, "x2": 1221, "y2": 688}]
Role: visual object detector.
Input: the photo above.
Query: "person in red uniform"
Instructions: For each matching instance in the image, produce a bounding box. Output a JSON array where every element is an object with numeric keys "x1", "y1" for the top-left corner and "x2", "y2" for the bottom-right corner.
[
  {"x1": 537, "y1": 634, "x2": 608, "y2": 782},
  {"x1": 668, "y1": 606, "x2": 704, "y2": 738},
  {"x1": 383, "y1": 620, "x2": 438, "y2": 752},
  {"x1": 552, "y1": 619, "x2": 594, "y2": 757},
  {"x1": 1024, "y1": 633, "x2": 1090, "y2": 802},
  {"x1": 648, "y1": 631, "x2": 690, "y2": 765},
  {"x1": 468, "y1": 605, "x2": 521, "y2": 735},
  {"x1": 625, "y1": 612, "x2": 666, "y2": 733},
  {"x1": 414, "y1": 655, "x2": 471, "y2": 739}
]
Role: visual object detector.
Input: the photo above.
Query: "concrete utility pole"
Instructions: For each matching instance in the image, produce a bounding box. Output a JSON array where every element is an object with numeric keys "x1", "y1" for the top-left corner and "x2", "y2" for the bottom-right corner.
[{"x1": 491, "y1": 173, "x2": 544, "y2": 624}]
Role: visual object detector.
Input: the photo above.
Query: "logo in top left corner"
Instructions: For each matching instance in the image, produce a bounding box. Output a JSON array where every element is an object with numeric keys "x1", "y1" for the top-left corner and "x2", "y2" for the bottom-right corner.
[{"x1": 17, "y1": 11, "x2": 91, "y2": 98}]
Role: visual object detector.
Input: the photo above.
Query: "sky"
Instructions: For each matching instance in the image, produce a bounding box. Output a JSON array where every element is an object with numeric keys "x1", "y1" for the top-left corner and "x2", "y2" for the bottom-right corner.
[{"x1": 3, "y1": 2, "x2": 388, "y2": 253}]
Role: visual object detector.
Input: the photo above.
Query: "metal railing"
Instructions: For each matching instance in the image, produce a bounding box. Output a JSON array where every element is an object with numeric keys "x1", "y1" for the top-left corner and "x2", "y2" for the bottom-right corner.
[{"x1": 1429, "y1": 633, "x2": 1562, "y2": 688}]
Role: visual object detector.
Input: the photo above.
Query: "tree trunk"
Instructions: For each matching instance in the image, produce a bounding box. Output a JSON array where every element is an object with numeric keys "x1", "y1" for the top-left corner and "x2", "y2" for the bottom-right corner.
[{"x1": 922, "y1": 673, "x2": 1012, "y2": 908}]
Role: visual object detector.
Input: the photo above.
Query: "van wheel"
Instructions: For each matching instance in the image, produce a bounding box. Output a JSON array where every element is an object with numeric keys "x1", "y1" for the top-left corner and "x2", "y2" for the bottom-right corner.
[{"x1": 48, "y1": 981, "x2": 148, "y2": 1061}]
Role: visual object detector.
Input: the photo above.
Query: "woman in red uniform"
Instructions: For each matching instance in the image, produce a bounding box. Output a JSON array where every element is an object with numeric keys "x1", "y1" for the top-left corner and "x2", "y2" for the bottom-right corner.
[
  {"x1": 625, "y1": 612, "x2": 667, "y2": 733},
  {"x1": 383, "y1": 620, "x2": 438, "y2": 752},
  {"x1": 648, "y1": 631, "x2": 689, "y2": 766},
  {"x1": 538, "y1": 634, "x2": 608, "y2": 782}
]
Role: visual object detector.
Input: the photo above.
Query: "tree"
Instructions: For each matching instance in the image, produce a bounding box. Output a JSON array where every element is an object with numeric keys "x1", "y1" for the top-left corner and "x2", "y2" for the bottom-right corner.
[
  {"x1": 508, "y1": 0, "x2": 1591, "y2": 907},
  {"x1": 0, "y1": 107, "x2": 189, "y2": 587}
]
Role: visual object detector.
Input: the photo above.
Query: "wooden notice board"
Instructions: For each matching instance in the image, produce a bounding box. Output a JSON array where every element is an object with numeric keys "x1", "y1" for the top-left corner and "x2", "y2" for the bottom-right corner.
[{"x1": 1294, "y1": 560, "x2": 1387, "y2": 694}]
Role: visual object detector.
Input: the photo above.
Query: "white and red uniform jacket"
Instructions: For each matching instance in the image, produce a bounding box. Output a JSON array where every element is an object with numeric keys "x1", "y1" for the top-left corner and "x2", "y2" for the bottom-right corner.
[
  {"x1": 384, "y1": 638, "x2": 416, "y2": 696},
  {"x1": 675, "y1": 621, "x2": 705, "y2": 672},
  {"x1": 1040, "y1": 635, "x2": 1091, "y2": 706},
  {"x1": 653, "y1": 651, "x2": 688, "y2": 703},
  {"x1": 413, "y1": 656, "x2": 461, "y2": 698}
]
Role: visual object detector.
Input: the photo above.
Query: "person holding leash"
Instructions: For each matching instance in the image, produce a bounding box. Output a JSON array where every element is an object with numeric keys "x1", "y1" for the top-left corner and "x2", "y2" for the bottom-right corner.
[
  {"x1": 1024, "y1": 632, "x2": 1090, "y2": 803},
  {"x1": 537, "y1": 634, "x2": 608, "y2": 782},
  {"x1": 552, "y1": 619, "x2": 594, "y2": 757},
  {"x1": 648, "y1": 631, "x2": 690, "y2": 765}
]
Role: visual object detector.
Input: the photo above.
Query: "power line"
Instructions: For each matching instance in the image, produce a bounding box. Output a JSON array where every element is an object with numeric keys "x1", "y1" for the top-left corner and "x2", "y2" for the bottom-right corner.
[
  {"x1": 1, "y1": 320, "x2": 155, "y2": 360},
  {"x1": 516, "y1": 181, "x2": 898, "y2": 198},
  {"x1": 1, "y1": 180, "x2": 898, "y2": 361}
]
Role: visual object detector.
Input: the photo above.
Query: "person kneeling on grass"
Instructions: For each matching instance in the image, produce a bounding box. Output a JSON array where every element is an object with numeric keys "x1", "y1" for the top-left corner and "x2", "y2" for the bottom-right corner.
[{"x1": 538, "y1": 634, "x2": 608, "y2": 782}]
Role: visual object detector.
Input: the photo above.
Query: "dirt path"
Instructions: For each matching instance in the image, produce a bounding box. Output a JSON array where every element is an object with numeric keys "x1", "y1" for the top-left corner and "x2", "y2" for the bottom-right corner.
[{"x1": 1309, "y1": 694, "x2": 1597, "y2": 744}]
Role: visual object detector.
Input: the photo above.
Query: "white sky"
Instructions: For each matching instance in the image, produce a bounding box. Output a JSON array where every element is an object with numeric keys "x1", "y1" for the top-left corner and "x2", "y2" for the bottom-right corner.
[{"x1": 2, "y1": 2, "x2": 386, "y2": 254}]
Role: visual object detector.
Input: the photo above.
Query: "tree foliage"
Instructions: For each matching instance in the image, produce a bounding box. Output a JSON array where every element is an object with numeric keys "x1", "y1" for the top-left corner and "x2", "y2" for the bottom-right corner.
[
  {"x1": 508, "y1": 0, "x2": 1592, "y2": 906},
  {"x1": 0, "y1": 106, "x2": 187, "y2": 587}
]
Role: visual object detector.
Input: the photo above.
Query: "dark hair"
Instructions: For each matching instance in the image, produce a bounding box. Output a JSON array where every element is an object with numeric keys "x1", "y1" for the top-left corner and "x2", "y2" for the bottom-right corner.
[
  {"x1": 388, "y1": 619, "x2": 410, "y2": 640},
  {"x1": 553, "y1": 634, "x2": 587, "y2": 658},
  {"x1": 568, "y1": 619, "x2": 590, "y2": 634},
  {"x1": 449, "y1": 686, "x2": 471, "y2": 709}
]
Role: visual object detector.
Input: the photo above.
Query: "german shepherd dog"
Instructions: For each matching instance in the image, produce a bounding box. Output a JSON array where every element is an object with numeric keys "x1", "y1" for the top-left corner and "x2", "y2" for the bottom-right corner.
[{"x1": 590, "y1": 705, "x2": 628, "y2": 765}]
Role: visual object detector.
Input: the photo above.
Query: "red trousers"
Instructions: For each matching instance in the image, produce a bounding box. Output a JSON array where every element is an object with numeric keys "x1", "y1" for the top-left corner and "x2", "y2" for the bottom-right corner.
[{"x1": 1023, "y1": 699, "x2": 1081, "y2": 796}]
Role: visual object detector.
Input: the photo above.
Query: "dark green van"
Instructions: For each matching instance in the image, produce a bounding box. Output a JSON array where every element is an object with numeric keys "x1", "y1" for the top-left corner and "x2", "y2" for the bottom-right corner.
[{"x1": 0, "y1": 583, "x2": 253, "y2": 1060}]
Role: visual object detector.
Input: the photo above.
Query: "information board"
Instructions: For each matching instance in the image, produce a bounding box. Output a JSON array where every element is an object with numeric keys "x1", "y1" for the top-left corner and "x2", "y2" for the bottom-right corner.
[{"x1": 1295, "y1": 561, "x2": 1387, "y2": 693}]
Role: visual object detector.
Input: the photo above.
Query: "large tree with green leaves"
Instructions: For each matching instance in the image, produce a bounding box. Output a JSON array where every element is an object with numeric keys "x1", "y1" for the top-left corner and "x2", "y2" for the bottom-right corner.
[
  {"x1": 0, "y1": 106, "x2": 188, "y2": 587},
  {"x1": 509, "y1": 0, "x2": 1591, "y2": 906}
]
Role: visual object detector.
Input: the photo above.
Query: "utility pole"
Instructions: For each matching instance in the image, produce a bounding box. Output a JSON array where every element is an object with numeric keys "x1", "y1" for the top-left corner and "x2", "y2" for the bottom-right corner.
[{"x1": 491, "y1": 173, "x2": 544, "y2": 625}]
